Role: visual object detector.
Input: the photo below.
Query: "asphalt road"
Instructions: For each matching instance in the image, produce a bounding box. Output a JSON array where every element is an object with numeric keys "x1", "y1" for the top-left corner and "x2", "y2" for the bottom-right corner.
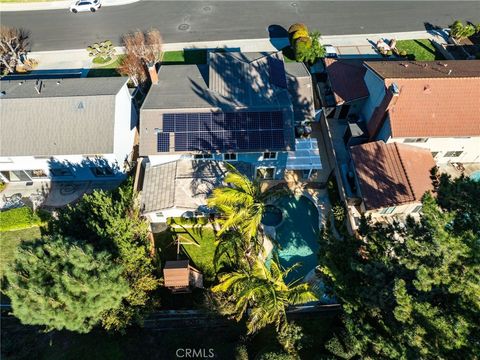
[{"x1": 1, "y1": 1, "x2": 479, "y2": 51}]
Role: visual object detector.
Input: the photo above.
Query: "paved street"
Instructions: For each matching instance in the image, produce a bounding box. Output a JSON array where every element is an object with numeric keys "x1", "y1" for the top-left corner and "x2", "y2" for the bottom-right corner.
[{"x1": 1, "y1": 1, "x2": 479, "y2": 51}]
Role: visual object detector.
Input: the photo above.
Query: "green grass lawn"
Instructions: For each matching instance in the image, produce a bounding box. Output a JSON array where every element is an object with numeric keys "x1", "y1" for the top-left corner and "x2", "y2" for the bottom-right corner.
[
  {"x1": 162, "y1": 49, "x2": 208, "y2": 64},
  {"x1": 155, "y1": 225, "x2": 217, "y2": 282},
  {"x1": 0, "y1": 227, "x2": 41, "y2": 277},
  {"x1": 395, "y1": 39, "x2": 444, "y2": 61},
  {"x1": 87, "y1": 55, "x2": 125, "y2": 78}
]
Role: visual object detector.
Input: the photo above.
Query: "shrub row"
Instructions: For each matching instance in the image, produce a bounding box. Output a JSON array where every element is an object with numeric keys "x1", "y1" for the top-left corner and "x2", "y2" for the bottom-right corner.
[{"x1": 0, "y1": 207, "x2": 49, "y2": 232}]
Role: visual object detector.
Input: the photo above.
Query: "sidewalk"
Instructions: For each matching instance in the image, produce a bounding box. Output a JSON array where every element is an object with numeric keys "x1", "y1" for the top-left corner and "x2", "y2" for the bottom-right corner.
[
  {"x1": 22, "y1": 30, "x2": 447, "y2": 76},
  {"x1": 0, "y1": 0, "x2": 139, "y2": 12}
]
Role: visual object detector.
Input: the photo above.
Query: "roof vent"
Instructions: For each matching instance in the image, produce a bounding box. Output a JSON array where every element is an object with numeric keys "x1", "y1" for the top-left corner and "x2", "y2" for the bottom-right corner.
[
  {"x1": 400, "y1": 63, "x2": 409, "y2": 68},
  {"x1": 423, "y1": 84, "x2": 431, "y2": 94},
  {"x1": 0, "y1": 91, "x2": 6, "y2": 97},
  {"x1": 18, "y1": 81, "x2": 23, "y2": 85},
  {"x1": 447, "y1": 69, "x2": 452, "y2": 75},
  {"x1": 390, "y1": 82, "x2": 400, "y2": 95},
  {"x1": 56, "y1": 81, "x2": 61, "y2": 85},
  {"x1": 77, "y1": 101, "x2": 84, "y2": 110}
]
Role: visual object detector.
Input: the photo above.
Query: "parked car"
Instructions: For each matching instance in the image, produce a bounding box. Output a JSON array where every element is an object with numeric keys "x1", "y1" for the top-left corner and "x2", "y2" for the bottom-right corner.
[
  {"x1": 324, "y1": 45, "x2": 338, "y2": 58},
  {"x1": 69, "y1": 0, "x2": 101, "y2": 13}
]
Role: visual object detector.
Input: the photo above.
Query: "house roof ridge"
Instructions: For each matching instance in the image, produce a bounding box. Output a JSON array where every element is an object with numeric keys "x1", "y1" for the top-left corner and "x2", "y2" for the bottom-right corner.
[{"x1": 393, "y1": 142, "x2": 417, "y2": 201}]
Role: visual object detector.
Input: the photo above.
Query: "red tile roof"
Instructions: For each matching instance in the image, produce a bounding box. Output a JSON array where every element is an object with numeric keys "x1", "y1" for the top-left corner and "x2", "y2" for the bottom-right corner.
[
  {"x1": 351, "y1": 141, "x2": 436, "y2": 210},
  {"x1": 325, "y1": 58, "x2": 369, "y2": 104},
  {"x1": 364, "y1": 60, "x2": 480, "y2": 138},
  {"x1": 385, "y1": 78, "x2": 480, "y2": 137}
]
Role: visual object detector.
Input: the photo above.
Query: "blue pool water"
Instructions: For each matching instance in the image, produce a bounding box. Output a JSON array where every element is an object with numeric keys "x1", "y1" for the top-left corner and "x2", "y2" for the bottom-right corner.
[
  {"x1": 267, "y1": 195, "x2": 320, "y2": 282},
  {"x1": 470, "y1": 170, "x2": 480, "y2": 182}
]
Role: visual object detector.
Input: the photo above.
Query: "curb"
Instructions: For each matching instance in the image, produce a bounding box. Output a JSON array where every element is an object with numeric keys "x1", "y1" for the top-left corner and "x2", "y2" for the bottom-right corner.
[{"x1": 0, "y1": 0, "x2": 140, "y2": 12}]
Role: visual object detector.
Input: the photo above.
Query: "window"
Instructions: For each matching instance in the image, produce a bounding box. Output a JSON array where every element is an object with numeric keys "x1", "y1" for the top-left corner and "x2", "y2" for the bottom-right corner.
[
  {"x1": 263, "y1": 152, "x2": 277, "y2": 160},
  {"x1": 412, "y1": 205, "x2": 422, "y2": 213},
  {"x1": 403, "y1": 138, "x2": 428, "y2": 143},
  {"x1": 380, "y1": 206, "x2": 396, "y2": 215},
  {"x1": 444, "y1": 151, "x2": 463, "y2": 157},
  {"x1": 25, "y1": 170, "x2": 48, "y2": 179},
  {"x1": 223, "y1": 153, "x2": 237, "y2": 161},
  {"x1": 90, "y1": 166, "x2": 114, "y2": 177},
  {"x1": 50, "y1": 168, "x2": 73, "y2": 177},
  {"x1": 431, "y1": 151, "x2": 439, "y2": 158},
  {"x1": 256, "y1": 167, "x2": 275, "y2": 180},
  {"x1": 193, "y1": 153, "x2": 213, "y2": 160}
]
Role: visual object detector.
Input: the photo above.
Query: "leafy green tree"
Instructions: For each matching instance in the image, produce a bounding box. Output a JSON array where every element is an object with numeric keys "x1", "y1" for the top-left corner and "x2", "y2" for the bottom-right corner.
[
  {"x1": 212, "y1": 259, "x2": 318, "y2": 334},
  {"x1": 46, "y1": 179, "x2": 160, "y2": 332},
  {"x1": 318, "y1": 178, "x2": 480, "y2": 359},
  {"x1": 295, "y1": 31, "x2": 325, "y2": 63},
  {"x1": 4, "y1": 235, "x2": 129, "y2": 333},
  {"x1": 450, "y1": 20, "x2": 476, "y2": 40},
  {"x1": 277, "y1": 321, "x2": 305, "y2": 355}
]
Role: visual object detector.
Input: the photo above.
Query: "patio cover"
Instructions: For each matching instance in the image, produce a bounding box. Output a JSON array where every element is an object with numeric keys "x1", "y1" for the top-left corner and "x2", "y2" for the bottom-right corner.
[{"x1": 286, "y1": 139, "x2": 322, "y2": 171}]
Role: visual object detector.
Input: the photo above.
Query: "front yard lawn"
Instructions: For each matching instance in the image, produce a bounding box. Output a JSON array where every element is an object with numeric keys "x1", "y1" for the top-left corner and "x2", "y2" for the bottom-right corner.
[
  {"x1": 395, "y1": 39, "x2": 444, "y2": 61},
  {"x1": 162, "y1": 49, "x2": 208, "y2": 64},
  {"x1": 155, "y1": 224, "x2": 217, "y2": 282},
  {"x1": 87, "y1": 55, "x2": 125, "y2": 77},
  {"x1": 0, "y1": 227, "x2": 41, "y2": 277}
]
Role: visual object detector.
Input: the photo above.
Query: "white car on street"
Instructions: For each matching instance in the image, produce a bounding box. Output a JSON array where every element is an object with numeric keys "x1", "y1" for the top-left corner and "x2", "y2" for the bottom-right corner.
[{"x1": 70, "y1": 0, "x2": 101, "y2": 13}]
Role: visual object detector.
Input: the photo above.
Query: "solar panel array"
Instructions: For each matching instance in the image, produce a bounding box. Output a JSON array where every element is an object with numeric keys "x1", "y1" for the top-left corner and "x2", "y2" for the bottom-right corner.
[
  {"x1": 156, "y1": 132, "x2": 170, "y2": 152},
  {"x1": 157, "y1": 112, "x2": 286, "y2": 153}
]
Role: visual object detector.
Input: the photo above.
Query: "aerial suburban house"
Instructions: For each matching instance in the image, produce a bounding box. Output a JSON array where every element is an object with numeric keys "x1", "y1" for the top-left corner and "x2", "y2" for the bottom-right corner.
[
  {"x1": 319, "y1": 59, "x2": 480, "y2": 230},
  {"x1": 350, "y1": 141, "x2": 436, "y2": 220},
  {"x1": 359, "y1": 60, "x2": 480, "y2": 164},
  {"x1": 0, "y1": 77, "x2": 137, "y2": 184},
  {"x1": 138, "y1": 51, "x2": 322, "y2": 222}
]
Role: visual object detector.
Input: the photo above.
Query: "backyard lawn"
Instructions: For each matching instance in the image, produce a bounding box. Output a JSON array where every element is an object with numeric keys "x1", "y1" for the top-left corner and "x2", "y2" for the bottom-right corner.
[
  {"x1": 0, "y1": 227, "x2": 41, "y2": 277},
  {"x1": 395, "y1": 39, "x2": 444, "y2": 61},
  {"x1": 154, "y1": 224, "x2": 217, "y2": 282}
]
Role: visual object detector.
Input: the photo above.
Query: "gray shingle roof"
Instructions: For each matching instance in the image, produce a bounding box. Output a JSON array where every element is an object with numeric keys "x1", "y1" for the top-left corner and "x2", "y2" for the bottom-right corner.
[
  {"x1": 0, "y1": 77, "x2": 128, "y2": 156},
  {"x1": 141, "y1": 51, "x2": 292, "y2": 111},
  {"x1": 141, "y1": 160, "x2": 227, "y2": 213}
]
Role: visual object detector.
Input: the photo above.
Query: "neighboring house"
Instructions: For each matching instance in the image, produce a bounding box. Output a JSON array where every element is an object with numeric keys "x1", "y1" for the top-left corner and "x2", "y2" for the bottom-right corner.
[
  {"x1": 350, "y1": 141, "x2": 436, "y2": 220},
  {"x1": 0, "y1": 77, "x2": 137, "y2": 184},
  {"x1": 139, "y1": 51, "x2": 317, "y2": 181},
  {"x1": 140, "y1": 159, "x2": 226, "y2": 223},
  {"x1": 359, "y1": 60, "x2": 480, "y2": 164}
]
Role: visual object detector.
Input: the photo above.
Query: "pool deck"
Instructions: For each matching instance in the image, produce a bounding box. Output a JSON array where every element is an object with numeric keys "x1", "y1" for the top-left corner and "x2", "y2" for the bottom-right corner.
[{"x1": 438, "y1": 163, "x2": 480, "y2": 179}]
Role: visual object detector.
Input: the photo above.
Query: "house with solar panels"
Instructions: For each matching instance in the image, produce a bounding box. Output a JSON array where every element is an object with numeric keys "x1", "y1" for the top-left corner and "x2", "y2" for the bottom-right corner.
[
  {"x1": 0, "y1": 77, "x2": 137, "y2": 186},
  {"x1": 138, "y1": 51, "x2": 322, "y2": 223}
]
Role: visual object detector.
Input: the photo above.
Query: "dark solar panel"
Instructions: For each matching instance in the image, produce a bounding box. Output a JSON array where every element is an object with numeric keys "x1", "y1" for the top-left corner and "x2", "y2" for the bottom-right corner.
[
  {"x1": 163, "y1": 114, "x2": 175, "y2": 132},
  {"x1": 157, "y1": 133, "x2": 170, "y2": 152},
  {"x1": 164, "y1": 112, "x2": 286, "y2": 152}
]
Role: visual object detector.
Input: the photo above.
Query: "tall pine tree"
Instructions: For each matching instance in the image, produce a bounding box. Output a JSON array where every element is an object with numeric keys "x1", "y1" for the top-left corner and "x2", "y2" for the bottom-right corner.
[
  {"x1": 319, "y1": 175, "x2": 480, "y2": 359},
  {"x1": 46, "y1": 179, "x2": 160, "y2": 332},
  {"x1": 4, "y1": 235, "x2": 129, "y2": 333}
]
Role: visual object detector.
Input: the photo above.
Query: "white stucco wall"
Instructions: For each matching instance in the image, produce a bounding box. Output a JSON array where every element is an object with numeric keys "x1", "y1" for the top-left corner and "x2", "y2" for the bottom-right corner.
[
  {"x1": 361, "y1": 69, "x2": 386, "y2": 123},
  {"x1": 113, "y1": 85, "x2": 137, "y2": 166},
  {"x1": 387, "y1": 136, "x2": 480, "y2": 164}
]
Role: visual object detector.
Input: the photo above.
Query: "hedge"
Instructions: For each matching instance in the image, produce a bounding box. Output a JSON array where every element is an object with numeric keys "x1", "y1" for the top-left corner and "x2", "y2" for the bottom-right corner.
[
  {"x1": 0, "y1": 207, "x2": 49, "y2": 231},
  {"x1": 288, "y1": 23, "x2": 308, "y2": 34}
]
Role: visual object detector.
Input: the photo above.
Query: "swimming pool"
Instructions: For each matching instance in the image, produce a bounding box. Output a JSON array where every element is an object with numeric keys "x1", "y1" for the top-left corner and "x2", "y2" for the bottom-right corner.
[
  {"x1": 470, "y1": 170, "x2": 480, "y2": 182},
  {"x1": 266, "y1": 195, "x2": 320, "y2": 282}
]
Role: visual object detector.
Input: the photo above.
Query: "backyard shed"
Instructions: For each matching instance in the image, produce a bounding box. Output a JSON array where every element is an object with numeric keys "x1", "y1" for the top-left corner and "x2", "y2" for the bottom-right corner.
[{"x1": 163, "y1": 260, "x2": 203, "y2": 293}]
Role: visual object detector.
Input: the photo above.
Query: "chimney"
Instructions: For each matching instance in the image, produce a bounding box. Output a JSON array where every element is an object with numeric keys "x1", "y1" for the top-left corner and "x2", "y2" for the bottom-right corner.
[{"x1": 147, "y1": 62, "x2": 158, "y2": 85}]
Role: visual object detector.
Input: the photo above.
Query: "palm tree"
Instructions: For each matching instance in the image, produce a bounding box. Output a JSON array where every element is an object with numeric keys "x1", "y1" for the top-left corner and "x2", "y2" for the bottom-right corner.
[
  {"x1": 213, "y1": 230, "x2": 262, "y2": 272},
  {"x1": 207, "y1": 165, "x2": 282, "y2": 243},
  {"x1": 212, "y1": 259, "x2": 318, "y2": 334}
]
